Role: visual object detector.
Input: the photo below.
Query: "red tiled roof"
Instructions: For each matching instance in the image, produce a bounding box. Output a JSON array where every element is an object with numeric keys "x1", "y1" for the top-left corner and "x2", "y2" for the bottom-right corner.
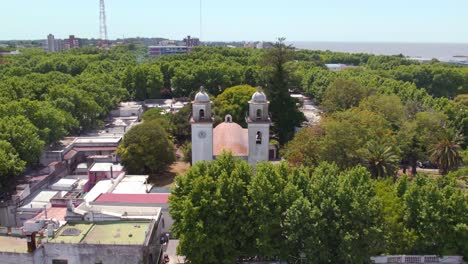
[
  {"x1": 213, "y1": 122, "x2": 248, "y2": 156},
  {"x1": 94, "y1": 193, "x2": 169, "y2": 204}
]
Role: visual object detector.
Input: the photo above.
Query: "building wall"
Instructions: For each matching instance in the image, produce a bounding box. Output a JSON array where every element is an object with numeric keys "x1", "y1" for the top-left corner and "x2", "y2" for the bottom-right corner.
[
  {"x1": 0, "y1": 204, "x2": 18, "y2": 227},
  {"x1": 191, "y1": 123, "x2": 213, "y2": 164},
  {"x1": 0, "y1": 248, "x2": 44, "y2": 264},
  {"x1": 43, "y1": 243, "x2": 146, "y2": 264},
  {"x1": 248, "y1": 123, "x2": 270, "y2": 165}
]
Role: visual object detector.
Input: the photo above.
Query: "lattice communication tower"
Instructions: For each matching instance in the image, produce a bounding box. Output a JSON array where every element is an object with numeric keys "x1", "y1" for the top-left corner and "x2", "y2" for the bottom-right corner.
[{"x1": 99, "y1": 0, "x2": 109, "y2": 49}]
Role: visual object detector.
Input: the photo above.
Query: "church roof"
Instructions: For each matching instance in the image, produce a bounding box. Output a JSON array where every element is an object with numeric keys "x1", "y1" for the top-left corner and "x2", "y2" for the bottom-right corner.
[
  {"x1": 194, "y1": 86, "x2": 210, "y2": 103},
  {"x1": 213, "y1": 122, "x2": 248, "y2": 156},
  {"x1": 251, "y1": 88, "x2": 267, "y2": 103}
]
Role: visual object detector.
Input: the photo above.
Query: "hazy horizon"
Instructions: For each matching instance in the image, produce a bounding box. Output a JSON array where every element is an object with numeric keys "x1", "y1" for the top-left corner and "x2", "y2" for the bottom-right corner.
[{"x1": 1, "y1": 0, "x2": 467, "y2": 43}]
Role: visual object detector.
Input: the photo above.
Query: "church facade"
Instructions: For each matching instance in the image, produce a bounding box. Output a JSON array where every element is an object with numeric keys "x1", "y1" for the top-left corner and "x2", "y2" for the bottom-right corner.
[{"x1": 191, "y1": 87, "x2": 271, "y2": 165}]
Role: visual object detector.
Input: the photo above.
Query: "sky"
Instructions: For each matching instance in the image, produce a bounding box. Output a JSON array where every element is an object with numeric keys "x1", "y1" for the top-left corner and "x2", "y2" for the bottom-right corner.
[{"x1": 1, "y1": 0, "x2": 467, "y2": 43}]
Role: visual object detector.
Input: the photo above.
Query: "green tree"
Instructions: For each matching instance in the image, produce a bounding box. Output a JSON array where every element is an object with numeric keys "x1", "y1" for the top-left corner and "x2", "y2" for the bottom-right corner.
[
  {"x1": 263, "y1": 38, "x2": 305, "y2": 144},
  {"x1": 430, "y1": 132, "x2": 463, "y2": 175},
  {"x1": 0, "y1": 116, "x2": 44, "y2": 165},
  {"x1": 284, "y1": 163, "x2": 382, "y2": 263},
  {"x1": 117, "y1": 120, "x2": 175, "y2": 174},
  {"x1": 213, "y1": 84, "x2": 257, "y2": 127},
  {"x1": 281, "y1": 125, "x2": 324, "y2": 168},
  {"x1": 46, "y1": 85, "x2": 103, "y2": 131},
  {"x1": 169, "y1": 104, "x2": 192, "y2": 141},
  {"x1": 170, "y1": 153, "x2": 253, "y2": 264},
  {"x1": 141, "y1": 107, "x2": 173, "y2": 134},
  {"x1": 322, "y1": 78, "x2": 372, "y2": 113},
  {"x1": 400, "y1": 175, "x2": 468, "y2": 257},
  {"x1": 364, "y1": 141, "x2": 400, "y2": 178},
  {"x1": 398, "y1": 111, "x2": 448, "y2": 174},
  {"x1": 248, "y1": 162, "x2": 300, "y2": 259},
  {"x1": 0, "y1": 99, "x2": 78, "y2": 144},
  {"x1": 180, "y1": 142, "x2": 191, "y2": 164},
  {"x1": 0, "y1": 140, "x2": 26, "y2": 192},
  {"x1": 359, "y1": 94, "x2": 405, "y2": 129}
]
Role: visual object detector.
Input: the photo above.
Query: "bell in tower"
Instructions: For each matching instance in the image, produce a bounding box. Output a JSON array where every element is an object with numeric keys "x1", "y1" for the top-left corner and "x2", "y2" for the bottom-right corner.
[{"x1": 247, "y1": 87, "x2": 270, "y2": 165}]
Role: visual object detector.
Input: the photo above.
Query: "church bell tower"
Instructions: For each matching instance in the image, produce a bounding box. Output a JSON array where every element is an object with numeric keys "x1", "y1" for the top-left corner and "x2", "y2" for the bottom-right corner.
[
  {"x1": 191, "y1": 86, "x2": 213, "y2": 164},
  {"x1": 247, "y1": 87, "x2": 270, "y2": 165}
]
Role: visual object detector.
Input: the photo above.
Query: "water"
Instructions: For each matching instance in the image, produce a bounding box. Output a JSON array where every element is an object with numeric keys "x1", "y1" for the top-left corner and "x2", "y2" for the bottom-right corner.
[{"x1": 289, "y1": 41, "x2": 468, "y2": 60}]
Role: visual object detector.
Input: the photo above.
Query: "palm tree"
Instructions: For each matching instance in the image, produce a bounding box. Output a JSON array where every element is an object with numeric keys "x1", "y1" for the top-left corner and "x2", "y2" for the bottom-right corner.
[
  {"x1": 365, "y1": 142, "x2": 400, "y2": 178},
  {"x1": 430, "y1": 133, "x2": 463, "y2": 175}
]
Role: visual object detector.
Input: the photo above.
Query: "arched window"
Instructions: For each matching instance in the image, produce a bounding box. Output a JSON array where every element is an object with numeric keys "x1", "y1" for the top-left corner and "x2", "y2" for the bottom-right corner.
[
  {"x1": 225, "y1": 115, "x2": 232, "y2": 123},
  {"x1": 256, "y1": 131, "x2": 262, "y2": 144},
  {"x1": 256, "y1": 109, "x2": 262, "y2": 120},
  {"x1": 199, "y1": 109, "x2": 205, "y2": 120}
]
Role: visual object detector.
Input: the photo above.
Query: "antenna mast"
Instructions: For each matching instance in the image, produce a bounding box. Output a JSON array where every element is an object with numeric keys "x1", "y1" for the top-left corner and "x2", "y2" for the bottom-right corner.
[
  {"x1": 99, "y1": 0, "x2": 109, "y2": 49},
  {"x1": 200, "y1": 0, "x2": 202, "y2": 41}
]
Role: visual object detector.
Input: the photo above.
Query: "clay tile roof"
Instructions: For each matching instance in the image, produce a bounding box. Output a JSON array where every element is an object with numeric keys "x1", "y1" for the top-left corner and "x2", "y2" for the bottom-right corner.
[{"x1": 213, "y1": 122, "x2": 248, "y2": 156}]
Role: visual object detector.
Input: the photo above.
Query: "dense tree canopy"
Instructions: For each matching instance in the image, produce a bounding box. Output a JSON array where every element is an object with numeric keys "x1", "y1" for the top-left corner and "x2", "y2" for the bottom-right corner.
[
  {"x1": 116, "y1": 120, "x2": 175, "y2": 175},
  {"x1": 0, "y1": 140, "x2": 26, "y2": 192},
  {"x1": 213, "y1": 84, "x2": 257, "y2": 127},
  {"x1": 171, "y1": 153, "x2": 468, "y2": 262},
  {"x1": 262, "y1": 40, "x2": 305, "y2": 144}
]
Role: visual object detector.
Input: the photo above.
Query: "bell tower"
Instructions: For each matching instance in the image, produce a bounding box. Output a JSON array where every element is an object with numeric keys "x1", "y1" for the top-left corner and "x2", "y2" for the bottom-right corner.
[
  {"x1": 191, "y1": 86, "x2": 213, "y2": 164},
  {"x1": 247, "y1": 87, "x2": 270, "y2": 165}
]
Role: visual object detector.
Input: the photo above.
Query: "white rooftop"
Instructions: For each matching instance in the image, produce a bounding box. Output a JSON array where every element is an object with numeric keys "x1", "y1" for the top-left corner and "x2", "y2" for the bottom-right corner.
[
  {"x1": 89, "y1": 162, "x2": 124, "y2": 172},
  {"x1": 75, "y1": 203, "x2": 161, "y2": 220},
  {"x1": 75, "y1": 137, "x2": 121, "y2": 144},
  {"x1": 51, "y1": 179, "x2": 78, "y2": 191},
  {"x1": 84, "y1": 180, "x2": 113, "y2": 203},
  {"x1": 31, "y1": 190, "x2": 59, "y2": 203},
  {"x1": 112, "y1": 175, "x2": 151, "y2": 194}
]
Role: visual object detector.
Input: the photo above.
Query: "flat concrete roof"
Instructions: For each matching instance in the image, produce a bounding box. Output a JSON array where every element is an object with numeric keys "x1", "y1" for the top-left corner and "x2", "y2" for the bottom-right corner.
[
  {"x1": 50, "y1": 221, "x2": 151, "y2": 245},
  {"x1": 32, "y1": 190, "x2": 59, "y2": 203},
  {"x1": 84, "y1": 180, "x2": 112, "y2": 202},
  {"x1": 112, "y1": 175, "x2": 149, "y2": 194},
  {"x1": 89, "y1": 163, "x2": 124, "y2": 172},
  {"x1": 83, "y1": 221, "x2": 150, "y2": 245},
  {"x1": 51, "y1": 178, "x2": 78, "y2": 188},
  {"x1": 75, "y1": 137, "x2": 121, "y2": 144},
  {"x1": 0, "y1": 236, "x2": 29, "y2": 253}
]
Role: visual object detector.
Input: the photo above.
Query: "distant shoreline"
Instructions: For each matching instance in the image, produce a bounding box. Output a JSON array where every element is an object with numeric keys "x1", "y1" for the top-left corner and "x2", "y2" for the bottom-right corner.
[{"x1": 288, "y1": 41, "x2": 468, "y2": 60}]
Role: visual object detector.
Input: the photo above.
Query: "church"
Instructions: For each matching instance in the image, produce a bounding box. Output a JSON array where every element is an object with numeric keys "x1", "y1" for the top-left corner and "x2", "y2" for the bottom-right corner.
[{"x1": 191, "y1": 87, "x2": 271, "y2": 165}]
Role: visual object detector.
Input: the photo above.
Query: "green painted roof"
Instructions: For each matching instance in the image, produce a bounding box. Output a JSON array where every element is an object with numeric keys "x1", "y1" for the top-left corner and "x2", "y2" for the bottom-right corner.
[
  {"x1": 49, "y1": 223, "x2": 93, "y2": 244},
  {"x1": 49, "y1": 221, "x2": 150, "y2": 245},
  {"x1": 82, "y1": 221, "x2": 150, "y2": 245}
]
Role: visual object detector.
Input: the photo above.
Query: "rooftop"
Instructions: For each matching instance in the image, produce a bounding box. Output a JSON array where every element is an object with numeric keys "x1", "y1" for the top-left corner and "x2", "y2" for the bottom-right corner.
[
  {"x1": 50, "y1": 221, "x2": 151, "y2": 245},
  {"x1": 111, "y1": 175, "x2": 150, "y2": 194},
  {"x1": 74, "y1": 137, "x2": 121, "y2": 145},
  {"x1": 89, "y1": 162, "x2": 124, "y2": 172},
  {"x1": 213, "y1": 122, "x2": 248, "y2": 156},
  {"x1": 32, "y1": 207, "x2": 67, "y2": 222},
  {"x1": 94, "y1": 193, "x2": 169, "y2": 204},
  {"x1": 84, "y1": 180, "x2": 112, "y2": 202},
  {"x1": 0, "y1": 236, "x2": 29, "y2": 253}
]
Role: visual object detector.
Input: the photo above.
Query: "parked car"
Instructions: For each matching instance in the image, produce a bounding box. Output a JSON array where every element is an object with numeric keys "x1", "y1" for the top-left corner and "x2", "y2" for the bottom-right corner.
[{"x1": 417, "y1": 160, "x2": 438, "y2": 169}]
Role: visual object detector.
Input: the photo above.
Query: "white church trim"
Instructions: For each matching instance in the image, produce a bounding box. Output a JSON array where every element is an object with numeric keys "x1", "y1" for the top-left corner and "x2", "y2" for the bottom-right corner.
[{"x1": 191, "y1": 86, "x2": 271, "y2": 166}]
